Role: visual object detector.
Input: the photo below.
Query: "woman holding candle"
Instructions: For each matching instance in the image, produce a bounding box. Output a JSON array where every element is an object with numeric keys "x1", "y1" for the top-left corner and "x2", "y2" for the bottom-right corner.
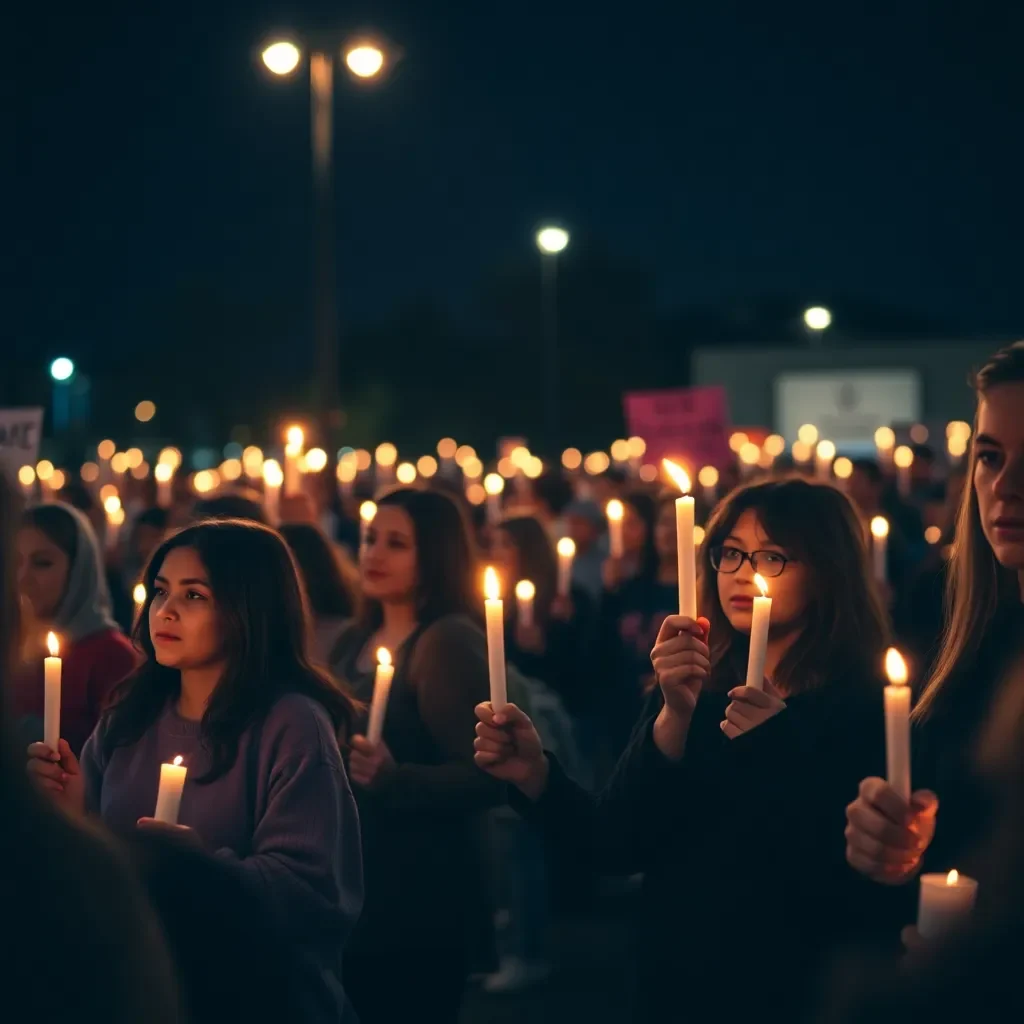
[
  {"x1": 845, "y1": 341, "x2": 1024, "y2": 904},
  {"x1": 26, "y1": 519, "x2": 364, "y2": 1024},
  {"x1": 12, "y1": 503, "x2": 137, "y2": 755},
  {"x1": 473, "y1": 477, "x2": 896, "y2": 1022},
  {"x1": 328, "y1": 488, "x2": 504, "y2": 1024}
]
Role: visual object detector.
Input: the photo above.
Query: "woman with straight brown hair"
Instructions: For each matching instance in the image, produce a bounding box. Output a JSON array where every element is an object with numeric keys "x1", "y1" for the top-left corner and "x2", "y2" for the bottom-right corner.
[
  {"x1": 474, "y1": 476, "x2": 896, "y2": 1022},
  {"x1": 845, "y1": 340, "x2": 1024, "y2": 891}
]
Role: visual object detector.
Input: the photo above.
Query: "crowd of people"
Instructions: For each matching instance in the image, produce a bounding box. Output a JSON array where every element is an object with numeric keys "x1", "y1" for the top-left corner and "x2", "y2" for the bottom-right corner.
[{"x1": 3, "y1": 339, "x2": 1023, "y2": 1022}]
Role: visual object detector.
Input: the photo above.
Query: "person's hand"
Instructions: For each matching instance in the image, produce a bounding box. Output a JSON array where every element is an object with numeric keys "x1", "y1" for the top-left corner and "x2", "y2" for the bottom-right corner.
[
  {"x1": 720, "y1": 681, "x2": 786, "y2": 739},
  {"x1": 549, "y1": 595, "x2": 574, "y2": 622},
  {"x1": 474, "y1": 702, "x2": 548, "y2": 800},
  {"x1": 136, "y1": 819, "x2": 202, "y2": 847},
  {"x1": 515, "y1": 622, "x2": 547, "y2": 654},
  {"x1": 348, "y1": 735, "x2": 395, "y2": 788},
  {"x1": 602, "y1": 557, "x2": 625, "y2": 592},
  {"x1": 26, "y1": 739, "x2": 85, "y2": 816},
  {"x1": 649, "y1": 615, "x2": 711, "y2": 759},
  {"x1": 845, "y1": 779, "x2": 938, "y2": 884}
]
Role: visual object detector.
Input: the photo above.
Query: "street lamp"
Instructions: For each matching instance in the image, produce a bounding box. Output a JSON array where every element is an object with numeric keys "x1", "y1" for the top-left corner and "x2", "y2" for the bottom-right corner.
[
  {"x1": 49, "y1": 357, "x2": 75, "y2": 434},
  {"x1": 535, "y1": 225, "x2": 570, "y2": 454},
  {"x1": 260, "y1": 33, "x2": 389, "y2": 445},
  {"x1": 803, "y1": 306, "x2": 832, "y2": 331},
  {"x1": 50, "y1": 357, "x2": 75, "y2": 382}
]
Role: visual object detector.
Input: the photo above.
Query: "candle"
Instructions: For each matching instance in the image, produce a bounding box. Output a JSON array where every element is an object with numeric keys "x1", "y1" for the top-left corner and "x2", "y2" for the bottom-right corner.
[
  {"x1": 262, "y1": 459, "x2": 283, "y2": 524},
  {"x1": 154, "y1": 462, "x2": 173, "y2": 508},
  {"x1": 515, "y1": 579, "x2": 535, "y2": 630},
  {"x1": 484, "y1": 473, "x2": 505, "y2": 526},
  {"x1": 870, "y1": 516, "x2": 889, "y2": 584},
  {"x1": 917, "y1": 870, "x2": 978, "y2": 940},
  {"x1": 894, "y1": 445, "x2": 914, "y2": 498},
  {"x1": 556, "y1": 537, "x2": 576, "y2": 598},
  {"x1": 606, "y1": 499, "x2": 625, "y2": 559},
  {"x1": 284, "y1": 425, "x2": 304, "y2": 497},
  {"x1": 105, "y1": 501, "x2": 125, "y2": 555},
  {"x1": 815, "y1": 440, "x2": 836, "y2": 480},
  {"x1": 43, "y1": 632, "x2": 61, "y2": 753},
  {"x1": 745, "y1": 574, "x2": 772, "y2": 691},
  {"x1": 483, "y1": 567, "x2": 507, "y2": 710},
  {"x1": 698, "y1": 465, "x2": 719, "y2": 507},
  {"x1": 366, "y1": 647, "x2": 394, "y2": 746},
  {"x1": 359, "y1": 501, "x2": 377, "y2": 545},
  {"x1": 663, "y1": 460, "x2": 696, "y2": 619},
  {"x1": 874, "y1": 426, "x2": 895, "y2": 471},
  {"x1": 154, "y1": 755, "x2": 187, "y2": 824},
  {"x1": 884, "y1": 647, "x2": 911, "y2": 802}
]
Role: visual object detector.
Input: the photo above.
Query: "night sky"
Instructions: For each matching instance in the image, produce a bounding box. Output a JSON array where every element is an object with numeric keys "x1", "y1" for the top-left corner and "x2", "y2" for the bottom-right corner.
[{"x1": 14, "y1": 0, "x2": 1024, "y2": 380}]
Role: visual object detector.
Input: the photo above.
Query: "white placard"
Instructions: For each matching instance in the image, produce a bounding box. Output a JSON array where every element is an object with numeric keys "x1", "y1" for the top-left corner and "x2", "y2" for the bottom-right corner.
[
  {"x1": 0, "y1": 408, "x2": 44, "y2": 475},
  {"x1": 775, "y1": 372, "x2": 921, "y2": 448}
]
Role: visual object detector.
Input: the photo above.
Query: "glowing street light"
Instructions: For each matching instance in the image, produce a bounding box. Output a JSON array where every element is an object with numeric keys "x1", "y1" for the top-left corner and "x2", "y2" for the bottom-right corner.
[
  {"x1": 262, "y1": 40, "x2": 301, "y2": 75},
  {"x1": 50, "y1": 357, "x2": 75, "y2": 381},
  {"x1": 803, "y1": 306, "x2": 832, "y2": 331},
  {"x1": 536, "y1": 226, "x2": 569, "y2": 255},
  {"x1": 344, "y1": 44, "x2": 385, "y2": 79}
]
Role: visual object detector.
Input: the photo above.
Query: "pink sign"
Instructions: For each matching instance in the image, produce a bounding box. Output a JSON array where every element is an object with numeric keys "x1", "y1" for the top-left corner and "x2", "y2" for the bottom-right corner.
[{"x1": 623, "y1": 386, "x2": 732, "y2": 471}]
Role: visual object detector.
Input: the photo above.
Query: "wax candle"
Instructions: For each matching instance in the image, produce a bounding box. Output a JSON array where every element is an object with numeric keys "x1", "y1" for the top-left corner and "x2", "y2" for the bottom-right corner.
[
  {"x1": 155, "y1": 462, "x2": 174, "y2": 508},
  {"x1": 483, "y1": 567, "x2": 507, "y2": 710},
  {"x1": 606, "y1": 499, "x2": 625, "y2": 559},
  {"x1": 663, "y1": 460, "x2": 696, "y2": 618},
  {"x1": 874, "y1": 426, "x2": 895, "y2": 471},
  {"x1": 359, "y1": 501, "x2": 377, "y2": 545},
  {"x1": 515, "y1": 580, "x2": 535, "y2": 630},
  {"x1": 262, "y1": 459, "x2": 283, "y2": 524},
  {"x1": 698, "y1": 465, "x2": 719, "y2": 507},
  {"x1": 815, "y1": 440, "x2": 836, "y2": 480},
  {"x1": 745, "y1": 575, "x2": 772, "y2": 691},
  {"x1": 366, "y1": 647, "x2": 394, "y2": 746},
  {"x1": 43, "y1": 632, "x2": 61, "y2": 753},
  {"x1": 484, "y1": 473, "x2": 505, "y2": 525},
  {"x1": 105, "y1": 504, "x2": 125, "y2": 555},
  {"x1": 870, "y1": 516, "x2": 889, "y2": 584},
  {"x1": 284, "y1": 426, "x2": 304, "y2": 497},
  {"x1": 556, "y1": 537, "x2": 576, "y2": 598},
  {"x1": 884, "y1": 647, "x2": 911, "y2": 802},
  {"x1": 917, "y1": 870, "x2": 978, "y2": 940},
  {"x1": 154, "y1": 756, "x2": 187, "y2": 825},
  {"x1": 894, "y1": 445, "x2": 914, "y2": 498}
]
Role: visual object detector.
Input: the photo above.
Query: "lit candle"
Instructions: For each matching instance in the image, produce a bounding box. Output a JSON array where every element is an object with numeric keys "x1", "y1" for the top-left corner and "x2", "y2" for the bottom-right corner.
[
  {"x1": 483, "y1": 567, "x2": 507, "y2": 711},
  {"x1": 154, "y1": 462, "x2": 174, "y2": 508},
  {"x1": 104, "y1": 500, "x2": 125, "y2": 555},
  {"x1": 870, "y1": 515, "x2": 889, "y2": 584},
  {"x1": 606, "y1": 499, "x2": 625, "y2": 559},
  {"x1": 894, "y1": 445, "x2": 914, "y2": 498},
  {"x1": 874, "y1": 426, "x2": 895, "y2": 472},
  {"x1": 262, "y1": 459, "x2": 283, "y2": 524},
  {"x1": 917, "y1": 870, "x2": 978, "y2": 940},
  {"x1": 663, "y1": 460, "x2": 696, "y2": 619},
  {"x1": 884, "y1": 647, "x2": 911, "y2": 803},
  {"x1": 484, "y1": 473, "x2": 505, "y2": 526},
  {"x1": 515, "y1": 579, "x2": 535, "y2": 630},
  {"x1": 359, "y1": 501, "x2": 377, "y2": 544},
  {"x1": 745, "y1": 574, "x2": 772, "y2": 691},
  {"x1": 154, "y1": 755, "x2": 187, "y2": 825},
  {"x1": 284, "y1": 425, "x2": 304, "y2": 497},
  {"x1": 556, "y1": 537, "x2": 576, "y2": 598},
  {"x1": 366, "y1": 648, "x2": 394, "y2": 746},
  {"x1": 815, "y1": 440, "x2": 836, "y2": 480},
  {"x1": 43, "y1": 632, "x2": 61, "y2": 753},
  {"x1": 133, "y1": 583, "x2": 147, "y2": 608},
  {"x1": 698, "y1": 465, "x2": 719, "y2": 506}
]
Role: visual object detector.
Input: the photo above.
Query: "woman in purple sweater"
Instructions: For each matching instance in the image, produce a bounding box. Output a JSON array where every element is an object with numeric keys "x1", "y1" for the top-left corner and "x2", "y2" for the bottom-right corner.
[{"x1": 28, "y1": 518, "x2": 364, "y2": 1023}]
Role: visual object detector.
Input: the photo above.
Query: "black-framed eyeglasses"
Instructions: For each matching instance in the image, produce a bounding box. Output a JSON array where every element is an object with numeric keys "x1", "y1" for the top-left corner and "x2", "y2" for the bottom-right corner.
[{"x1": 709, "y1": 545, "x2": 795, "y2": 578}]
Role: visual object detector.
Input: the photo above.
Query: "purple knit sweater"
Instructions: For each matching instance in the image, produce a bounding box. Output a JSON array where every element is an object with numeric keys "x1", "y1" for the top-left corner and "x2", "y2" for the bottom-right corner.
[{"x1": 81, "y1": 693, "x2": 364, "y2": 1023}]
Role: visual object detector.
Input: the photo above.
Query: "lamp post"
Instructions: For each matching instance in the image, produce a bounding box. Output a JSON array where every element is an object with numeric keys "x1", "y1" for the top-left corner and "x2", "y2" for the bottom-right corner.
[
  {"x1": 49, "y1": 357, "x2": 75, "y2": 434},
  {"x1": 802, "y1": 305, "x2": 832, "y2": 347},
  {"x1": 261, "y1": 36, "x2": 388, "y2": 446},
  {"x1": 535, "y1": 226, "x2": 569, "y2": 455}
]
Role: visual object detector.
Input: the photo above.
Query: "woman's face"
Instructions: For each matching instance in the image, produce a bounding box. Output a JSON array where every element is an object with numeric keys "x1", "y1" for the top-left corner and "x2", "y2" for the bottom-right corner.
[
  {"x1": 149, "y1": 547, "x2": 225, "y2": 671},
  {"x1": 974, "y1": 381, "x2": 1024, "y2": 571},
  {"x1": 491, "y1": 528, "x2": 521, "y2": 581},
  {"x1": 715, "y1": 509, "x2": 809, "y2": 636},
  {"x1": 17, "y1": 527, "x2": 70, "y2": 621},
  {"x1": 653, "y1": 502, "x2": 677, "y2": 560},
  {"x1": 361, "y1": 505, "x2": 419, "y2": 604},
  {"x1": 621, "y1": 503, "x2": 648, "y2": 557}
]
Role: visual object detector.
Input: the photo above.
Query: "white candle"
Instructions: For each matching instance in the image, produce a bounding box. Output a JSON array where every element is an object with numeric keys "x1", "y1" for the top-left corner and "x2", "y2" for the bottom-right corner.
[
  {"x1": 745, "y1": 574, "x2": 772, "y2": 691},
  {"x1": 284, "y1": 426, "x2": 304, "y2": 497},
  {"x1": 870, "y1": 516, "x2": 889, "y2": 584},
  {"x1": 105, "y1": 506, "x2": 125, "y2": 555},
  {"x1": 483, "y1": 567, "x2": 508, "y2": 710},
  {"x1": 154, "y1": 756, "x2": 187, "y2": 824},
  {"x1": 606, "y1": 500, "x2": 625, "y2": 560},
  {"x1": 917, "y1": 870, "x2": 978, "y2": 940},
  {"x1": 43, "y1": 631, "x2": 61, "y2": 753},
  {"x1": 894, "y1": 445, "x2": 914, "y2": 499},
  {"x1": 366, "y1": 647, "x2": 394, "y2": 746},
  {"x1": 484, "y1": 474, "x2": 505, "y2": 526},
  {"x1": 155, "y1": 462, "x2": 174, "y2": 508},
  {"x1": 698, "y1": 466, "x2": 719, "y2": 508},
  {"x1": 262, "y1": 460, "x2": 283, "y2": 524},
  {"x1": 815, "y1": 440, "x2": 836, "y2": 480},
  {"x1": 515, "y1": 580, "x2": 535, "y2": 630},
  {"x1": 664, "y1": 460, "x2": 696, "y2": 619},
  {"x1": 556, "y1": 537, "x2": 576, "y2": 599},
  {"x1": 359, "y1": 501, "x2": 377, "y2": 545},
  {"x1": 884, "y1": 647, "x2": 911, "y2": 803}
]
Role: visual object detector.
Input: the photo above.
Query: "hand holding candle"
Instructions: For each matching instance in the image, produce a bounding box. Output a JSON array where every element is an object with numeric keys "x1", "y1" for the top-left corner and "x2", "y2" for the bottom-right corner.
[
  {"x1": 744, "y1": 574, "x2": 772, "y2": 691},
  {"x1": 663, "y1": 460, "x2": 696, "y2": 619},
  {"x1": 884, "y1": 647, "x2": 911, "y2": 803},
  {"x1": 43, "y1": 632, "x2": 61, "y2": 753},
  {"x1": 606, "y1": 499, "x2": 625, "y2": 560},
  {"x1": 154, "y1": 756, "x2": 187, "y2": 825},
  {"x1": 366, "y1": 647, "x2": 394, "y2": 746},
  {"x1": 484, "y1": 567, "x2": 508, "y2": 711}
]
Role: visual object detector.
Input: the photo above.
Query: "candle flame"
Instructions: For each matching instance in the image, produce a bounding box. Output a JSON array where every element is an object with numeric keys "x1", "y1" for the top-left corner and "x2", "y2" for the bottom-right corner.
[
  {"x1": 753, "y1": 573, "x2": 768, "y2": 598},
  {"x1": 285, "y1": 425, "x2": 304, "y2": 452},
  {"x1": 870, "y1": 515, "x2": 890, "y2": 539},
  {"x1": 172, "y1": 755, "x2": 183, "y2": 767},
  {"x1": 515, "y1": 579, "x2": 536, "y2": 601},
  {"x1": 885, "y1": 647, "x2": 909, "y2": 686},
  {"x1": 360, "y1": 501, "x2": 377, "y2": 523},
  {"x1": 606, "y1": 499, "x2": 624, "y2": 522},
  {"x1": 46, "y1": 631, "x2": 59, "y2": 657},
  {"x1": 133, "y1": 583, "x2": 147, "y2": 605},
  {"x1": 484, "y1": 566, "x2": 501, "y2": 601},
  {"x1": 946, "y1": 869, "x2": 959, "y2": 886},
  {"x1": 377, "y1": 647, "x2": 392, "y2": 668},
  {"x1": 557, "y1": 537, "x2": 576, "y2": 558},
  {"x1": 662, "y1": 459, "x2": 691, "y2": 495}
]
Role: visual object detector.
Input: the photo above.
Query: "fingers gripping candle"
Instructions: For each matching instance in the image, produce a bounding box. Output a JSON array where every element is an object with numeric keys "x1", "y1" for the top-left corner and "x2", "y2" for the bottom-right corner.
[
  {"x1": 663, "y1": 460, "x2": 696, "y2": 619},
  {"x1": 745, "y1": 575, "x2": 772, "y2": 691}
]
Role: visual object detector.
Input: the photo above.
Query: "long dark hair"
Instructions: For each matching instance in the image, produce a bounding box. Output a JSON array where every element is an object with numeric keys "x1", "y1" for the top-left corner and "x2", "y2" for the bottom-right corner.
[
  {"x1": 104, "y1": 519, "x2": 359, "y2": 781},
  {"x1": 915, "y1": 341, "x2": 1024, "y2": 720},
  {"x1": 279, "y1": 523, "x2": 360, "y2": 620},
  {"x1": 358, "y1": 488, "x2": 479, "y2": 632},
  {"x1": 623, "y1": 491, "x2": 659, "y2": 581},
  {"x1": 498, "y1": 516, "x2": 558, "y2": 625},
  {"x1": 700, "y1": 476, "x2": 889, "y2": 695}
]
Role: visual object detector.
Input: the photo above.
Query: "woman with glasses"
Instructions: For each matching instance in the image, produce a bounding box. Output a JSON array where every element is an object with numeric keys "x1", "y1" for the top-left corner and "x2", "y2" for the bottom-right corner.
[{"x1": 472, "y1": 477, "x2": 897, "y2": 1023}]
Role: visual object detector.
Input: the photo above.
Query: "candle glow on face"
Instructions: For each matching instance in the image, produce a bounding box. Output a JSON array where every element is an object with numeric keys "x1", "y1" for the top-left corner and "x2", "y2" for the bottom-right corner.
[
  {"x1": 885, "y1": 647, "x2": 909, "y2": 685},
  {"x1": 662, "y1": 459, "x2": 692, "y2": 495},
  {"x1": 484, "y1": 566, "x2": 501, "y2": 601},
  {"x1": 47, "y1": 631, "x2": 59, "y2": 657},
  {"x1": 871, "y1": 516, "x2": 890, "y2": 539}
]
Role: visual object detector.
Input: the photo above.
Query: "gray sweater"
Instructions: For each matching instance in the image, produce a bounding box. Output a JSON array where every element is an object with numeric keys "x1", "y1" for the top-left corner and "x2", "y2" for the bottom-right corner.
[{"x1": 81, "y1": 693, "x2": 363, "y2": 1023}]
